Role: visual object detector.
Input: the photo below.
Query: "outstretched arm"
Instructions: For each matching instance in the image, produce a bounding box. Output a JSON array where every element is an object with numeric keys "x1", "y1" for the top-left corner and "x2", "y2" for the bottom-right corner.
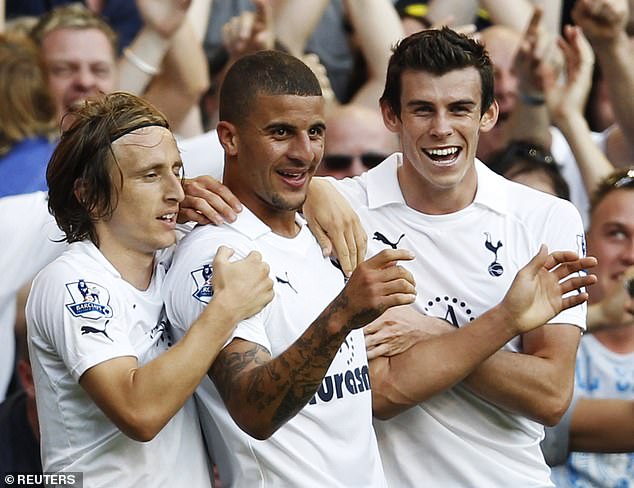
[
  {"x1": 572, "y1": 0, "x2": 634, "y2": 166},
  {"x1": 370, "y1": 247, "x2": 597, "y2": 419},
  {"x1": 210, "y1": 249, "x2": 416, "y2": 439},
  {"x1": 118, "y1": 0, "x2": 191, "y2": 94},
  {"x1": 345, "y1": 0, "x2": 404, "y2": 110},
  {"x1": 546, "y1": 25, "x2": 615, "y2": 196},
  {"x1": 569, "y1": 398, "x2": 634, "y2": 452},
  {"x1": 505, "y1": 7, "x2": 554, "y2": 149}
]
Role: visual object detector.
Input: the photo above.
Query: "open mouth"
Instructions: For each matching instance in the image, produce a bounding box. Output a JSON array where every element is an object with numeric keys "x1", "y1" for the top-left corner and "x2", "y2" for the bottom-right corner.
[
  {"x1": 277, "y1": 168, "x2": 309, "y2": 187},
  {"x1": 423, "y1": 146, "x2": 461, "y2": 165},
  {"x1": 158, "y1": 212, "x2": 177, "y2": 223}
]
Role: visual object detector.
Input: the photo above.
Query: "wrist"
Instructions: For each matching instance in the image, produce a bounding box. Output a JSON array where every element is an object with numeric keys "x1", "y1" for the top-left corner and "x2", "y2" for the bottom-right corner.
[
  {"x1": 487, "y1": 303, "x2": 520, "y2": 339},
  {"x1": 519, "y1": 91, "x2": 546, "y2": 106},
  {"x1": 204, "y1": 291, "x2": 243, "y2": 326}
]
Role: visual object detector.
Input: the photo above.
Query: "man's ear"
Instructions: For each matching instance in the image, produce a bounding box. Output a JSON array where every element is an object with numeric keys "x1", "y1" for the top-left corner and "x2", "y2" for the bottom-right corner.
[
  {"x1": 380, "y1": 100, "x2": 401, "y2": 134},
  {"x1": 73, "y1": 178, "x2": 87, "y2": 204},
  {"x1": 216, "y1": 121, "x2": 239, "y2": 156},
  {"x1": 479, "y1": 99, "x2": 499, "y2": 133}
]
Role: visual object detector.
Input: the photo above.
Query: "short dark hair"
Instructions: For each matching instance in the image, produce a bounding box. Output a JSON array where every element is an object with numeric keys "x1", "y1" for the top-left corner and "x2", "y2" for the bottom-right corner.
[
  {"x1": 219, "y1": 50, "x2": 322, "y2": 125},
  {"x1": 47, "y1": 92, "x2": 169, "y2": 245},
  {"x1": 488, "y1": 141, "x2": 570, "y2": 200},
  {"x1": 590, "y1": 167, "x2": 634, "y2": 214},
  {"x1": 380, "y1": 27, "x2": 494, "y2": 117}
]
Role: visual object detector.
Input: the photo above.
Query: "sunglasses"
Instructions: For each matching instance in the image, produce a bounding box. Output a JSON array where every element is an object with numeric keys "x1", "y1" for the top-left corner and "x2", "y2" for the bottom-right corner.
[
  {"x1": 322, "y1": 153, "x2": 387, "y2": 171},
  {"x1": 609, "y1": 168, "x2": 634, "y2": 189},
  {"x1": 504, "y1": 142, "x2": 556, "y2": 166}
]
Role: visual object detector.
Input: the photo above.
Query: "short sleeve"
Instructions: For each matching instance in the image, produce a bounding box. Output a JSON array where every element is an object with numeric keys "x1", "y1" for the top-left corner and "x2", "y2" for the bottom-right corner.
[{"x1": 27, "y1": 263, "x2": 137, "y2": 382}]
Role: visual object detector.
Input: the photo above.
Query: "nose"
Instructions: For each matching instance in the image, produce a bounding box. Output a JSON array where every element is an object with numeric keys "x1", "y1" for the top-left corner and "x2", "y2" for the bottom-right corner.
[
  {"x1": 73, "y1": 66, "x2": 97, "y2": 91},
  {"x1": 288, "y1": 132, "x2": 317, "y2": 162},
  {"x1": 621, "y1": 238, "x2": 634, "y2": 266},
  {"x1": 430, "y1": 112, "x2": 453, "y2": 139},
  {"x1": 166, "y1": 172, "x2": 185, "y2": 203}
]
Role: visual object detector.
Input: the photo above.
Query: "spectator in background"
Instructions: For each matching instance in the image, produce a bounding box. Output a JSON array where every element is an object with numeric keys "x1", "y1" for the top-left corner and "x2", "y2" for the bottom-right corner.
[
  {"x1": 488, "y1": 140, "x2": 570, "y2": 199},
  {"x1": 0, "y1": 326, "x2": 42, "y2": 486},
  {"x1": 29, "y1": 4, "x2": 118, "y2": 125},
  {"x1": 0, "y1": 32, "x2": 57, "y2": 197},
  {"x1": 30, "y1": 2, "x2": 209, "y2": 136},
  {"x1": 6, "y1": 0, "x2": 142, "y2": 51},
  {"x1": 547, "y1": 168, "x2": 634, "y2": 487},
  {"x1": 317, "y1": 104, "x2": 399, "y2": 179}
]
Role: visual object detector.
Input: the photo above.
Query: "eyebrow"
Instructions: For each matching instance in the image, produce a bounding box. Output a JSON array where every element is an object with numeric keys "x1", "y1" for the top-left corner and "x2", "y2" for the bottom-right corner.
[
  {"x1": 132, "y1": 160, "x2": 182, "y2": 175},
  {"x1": 406, "y1": 98, "x2": 477, "y2": 108}
]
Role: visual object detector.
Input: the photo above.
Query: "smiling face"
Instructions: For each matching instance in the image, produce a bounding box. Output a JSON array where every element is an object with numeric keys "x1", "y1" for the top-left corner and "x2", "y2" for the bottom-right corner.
[
  {"x1": 219, "y1": 93, "x2": 325, "y2": 232},
  {"x1": 587, "y1": 189, "x2": 634, "y2": 303},
  {"x1": 41, "y1": 27, "x2": 117, "y2": 122},
  {"x1": 382, "y1": 67, "x2": 498, "y2": 213},
  {"x1": 94, "y1": 126, "x2": 184, "y2": 261}
]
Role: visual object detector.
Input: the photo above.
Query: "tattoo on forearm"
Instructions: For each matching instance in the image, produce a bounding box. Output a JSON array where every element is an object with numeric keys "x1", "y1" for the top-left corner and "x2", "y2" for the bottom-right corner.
[{"x1": 210, "y1": 293, "x2": 361, "y2": 432}]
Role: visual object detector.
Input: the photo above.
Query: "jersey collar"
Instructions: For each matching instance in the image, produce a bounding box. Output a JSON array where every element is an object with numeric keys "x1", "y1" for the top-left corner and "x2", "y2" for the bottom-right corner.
[
  {"x1": 366, "y1": 153, "x2": 508, "y2": 215},
  {"x1": 226, "y1": 205, "x2": 306, "y2": 241}
]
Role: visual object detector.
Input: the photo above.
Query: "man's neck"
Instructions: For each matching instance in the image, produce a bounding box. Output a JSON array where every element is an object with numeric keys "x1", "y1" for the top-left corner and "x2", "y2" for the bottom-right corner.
[
  {"x1": 96, "y1": 241, "x2": 156, "y2": 290},
  {"x1": 593, "y1": 324, "x2": 634, "y2": 354},
  {"x1": 397, "y1": 161, "x2": 477, "y2": 215}
]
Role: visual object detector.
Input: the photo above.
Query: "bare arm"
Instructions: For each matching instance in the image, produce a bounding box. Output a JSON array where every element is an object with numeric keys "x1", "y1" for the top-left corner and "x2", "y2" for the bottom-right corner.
[
  {"x1": 303, "y1": 178, "x2": 368, "y2": 277},
  {"x1": 273, "y1": 0, "x2": 328, "y2": 57},
  {"x1": 462, "y1": 323, "x2": 581, "y2": 426},
  {"x1": 547, "y1": 25, "x2": 615, "y2": 196},
  {"x1": 426, "y1": 0, "x2": 478, "y2": 26},
  {"x1": 481, "y1": 0, "x2": 561, "y2": 35},
  {"x1": 506, "y1": 8, "x2": 553, "y2": 149},
  {"x1": 573, "y1": 0, "x2": 634, "y2": 157},
  {"x1": 79, "y1": 248, "x2": 273, "y2": 442},
  {"x1": 345, "y1": 0, "x2": 404, "y2": 110},
  {"x1": 117, "y1": 0, "x2": 190, "y2": 94},
  {"x1": 210, "y1": 249, "x2": 417, "y2": 439},
  {"x1": 371, "y1": 248, "x2": 596, "y2": 419},
  {"x1": 144, "y1": 19, "x2": 210, "y2": 134},
  {"x1": 569, "y1": 398, "x2": 634, "y2": 452}
]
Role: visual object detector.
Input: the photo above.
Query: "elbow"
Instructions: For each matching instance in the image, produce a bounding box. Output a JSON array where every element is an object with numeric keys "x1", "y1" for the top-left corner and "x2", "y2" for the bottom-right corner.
[
  {"x1": 118, "y1": 411, "x2": 165, "y2": 443},
  {"x1": 535, "y1": 390, "x2": 573, "y2": 427},
  {"x1": 233, "y1": 414, "x2": 278, "y2": 441},
  {"x1": 370, "y1": 369, "x2": 415, "y2": 420}
]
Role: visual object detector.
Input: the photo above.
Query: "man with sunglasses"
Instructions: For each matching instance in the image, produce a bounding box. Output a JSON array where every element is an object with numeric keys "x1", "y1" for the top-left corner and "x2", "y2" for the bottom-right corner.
[
  {"x1": 546, "y1": 168, "x2": 634, "y2": 487},
  {"x1": 317, "y1": 104, "x2": 399, "y2": 179}
]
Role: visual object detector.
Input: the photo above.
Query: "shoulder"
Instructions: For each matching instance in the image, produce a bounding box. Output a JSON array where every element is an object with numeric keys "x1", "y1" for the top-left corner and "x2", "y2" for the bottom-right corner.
[
  {"x1": 501, "y1": 176, "x2": 582, "y2": 226},
  {"x1": 173, "y1": 222, "x2": 258, "y2": 265}
]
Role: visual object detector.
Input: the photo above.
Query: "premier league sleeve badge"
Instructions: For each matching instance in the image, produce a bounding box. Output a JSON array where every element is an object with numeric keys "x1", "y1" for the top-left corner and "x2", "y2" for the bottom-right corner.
[{"x1": 65, "y1": 279, "x2": 114, "y2": 320}]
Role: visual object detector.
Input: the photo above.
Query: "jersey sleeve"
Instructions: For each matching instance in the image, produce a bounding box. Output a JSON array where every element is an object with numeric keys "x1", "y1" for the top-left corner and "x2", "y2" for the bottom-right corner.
[
  {"x1": 540, "y1": 199, "x2": 589, "y2": 330},
  {"x1": 163, "y1": 226, "x2": 272, "y2": 352},
  {"x1": 27, "y1": 261, "x2": 137, "y2": 382}
]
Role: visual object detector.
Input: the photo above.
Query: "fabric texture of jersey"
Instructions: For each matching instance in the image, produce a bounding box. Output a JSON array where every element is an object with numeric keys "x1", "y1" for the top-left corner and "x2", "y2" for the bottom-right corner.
[
  {"x1": 550, "y1": 334, "x2": 634, "y2": 488},
  {"x1": 26, "y1": 241, "x2": 211, "y2": 488},
  {"x1": 163, "y1": 207, "x2": 386, "y2": 488},
  {"x1": 331, "y1": 153, "x2": 587, "y2": 488}
]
